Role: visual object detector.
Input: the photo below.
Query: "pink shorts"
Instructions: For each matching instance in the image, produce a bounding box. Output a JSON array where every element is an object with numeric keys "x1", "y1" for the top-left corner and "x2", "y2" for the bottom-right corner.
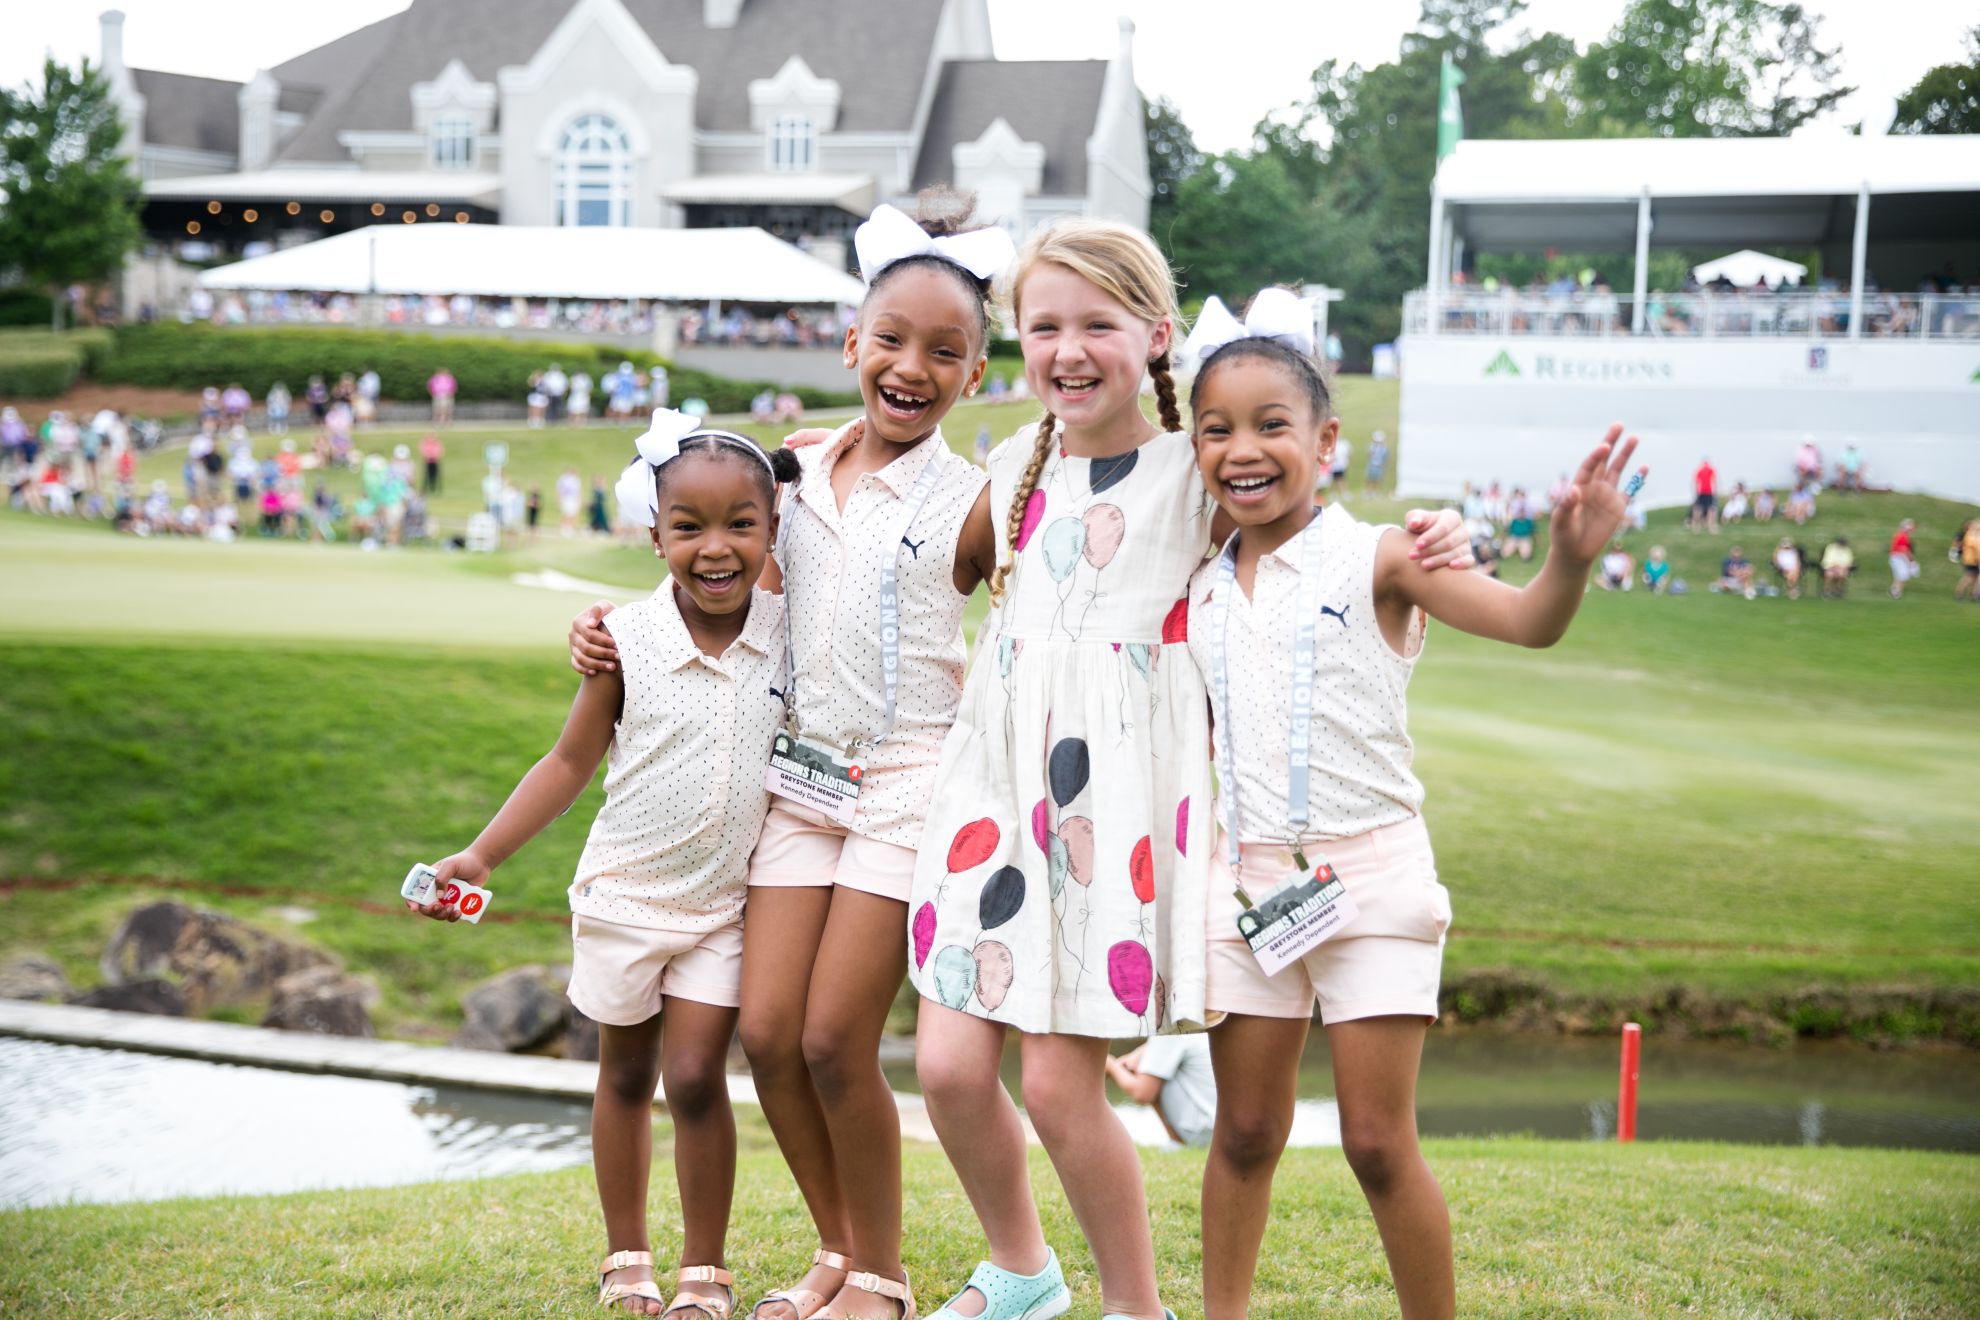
[
  {"x1": 567, "y1": 913, "x2": 743, "y2": 1025},
  {"x1": 747, "y1": 801, "x2": 918, "y2": 904},
  {"x1": 1205, "y1": 816, "x2": 1451, "y2": 1025}
]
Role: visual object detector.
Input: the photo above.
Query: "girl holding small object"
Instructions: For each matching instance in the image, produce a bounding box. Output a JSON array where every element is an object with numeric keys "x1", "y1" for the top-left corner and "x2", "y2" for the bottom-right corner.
[
  {"x1": 573, "y1": 195, "x2": 1018, "y2": 1320},
  {"x1": 904, "y1": 241, "x2": 1469, "y2": 1320},
  {"x1": 413, "y1": 413, "x2": 801, "y2": 1317},
  {"x1": 1179, "y1": 289, "x2": 1639, "y2": 1320}
]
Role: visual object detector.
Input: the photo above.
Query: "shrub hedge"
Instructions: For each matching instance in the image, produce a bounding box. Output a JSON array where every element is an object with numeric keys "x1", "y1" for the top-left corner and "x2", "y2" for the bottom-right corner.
[
  {"x1": 0, "y1": 347, "x2": 81, "y2": 398},
  {"x1": 92, "y1": 325, "x2": 858, "y2": 412},
  {"x1": 0, "y1": 330, "x2": 117, "y2": 398}
]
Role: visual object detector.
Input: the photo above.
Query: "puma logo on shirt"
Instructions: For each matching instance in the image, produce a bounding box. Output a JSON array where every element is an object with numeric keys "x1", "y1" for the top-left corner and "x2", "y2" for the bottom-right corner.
[
  {"x1": 901, "y1": 534, "x2": 926, "y2": 559},
  {"x1": 1320, "y1": 603, "x2": 1351, "y2": 628}
]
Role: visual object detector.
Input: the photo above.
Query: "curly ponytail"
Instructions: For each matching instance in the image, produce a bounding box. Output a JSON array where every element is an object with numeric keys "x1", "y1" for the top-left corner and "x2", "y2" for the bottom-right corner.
[
  {"x1": 987, "y1": 413, "x2": 1056, "y2": 606},
  {"x1": 1149, "y1": 351, "x2": 1182, "y2": 434}
]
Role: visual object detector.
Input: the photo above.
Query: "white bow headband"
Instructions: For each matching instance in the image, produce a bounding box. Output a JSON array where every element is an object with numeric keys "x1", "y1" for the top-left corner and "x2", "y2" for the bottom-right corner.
[
  {"x1": 1178, "y1": 288, "x2": 1316, "y2": 363},
  {"x1": 854, "y1": 204, "x2": 1016, "y2": 286},
  {"x1": 613, "y1": 406, "x2": 774, "y2": 530}
]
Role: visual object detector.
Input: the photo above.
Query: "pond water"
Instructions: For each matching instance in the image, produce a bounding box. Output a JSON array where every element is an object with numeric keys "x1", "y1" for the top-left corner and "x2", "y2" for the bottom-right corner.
[
  {"x1": 886, "y1": 1030, "x2": 1980, "y2": 1154},
  {"x1": 8, "y1": 1028, "x2": 1976, "y2": 1210},
  {"x1": 0, "y1": 1038, "x2": 593, "y2": 1210}
]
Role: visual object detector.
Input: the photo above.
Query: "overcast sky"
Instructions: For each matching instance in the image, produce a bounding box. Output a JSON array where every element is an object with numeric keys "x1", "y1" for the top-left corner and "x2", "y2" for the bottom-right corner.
[{"x1": 5, "y1": 0, "x2": 1972, "y2": 153}]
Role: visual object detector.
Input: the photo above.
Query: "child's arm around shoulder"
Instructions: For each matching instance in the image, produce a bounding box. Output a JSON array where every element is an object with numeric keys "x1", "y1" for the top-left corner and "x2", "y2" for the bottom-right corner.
[
  {"x1": 1374, "y1": 426, "x2": 1637, "y2": 650},
  {"x1": 410, "y1": 667, "x2": 623, "y2": 921}
]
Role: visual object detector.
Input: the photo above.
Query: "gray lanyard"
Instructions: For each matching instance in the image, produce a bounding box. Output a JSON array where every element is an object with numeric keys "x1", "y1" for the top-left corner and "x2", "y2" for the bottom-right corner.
[
  {"x1": 780, "y1": 440, "x2": 945, "y2": 750},
  {"x1": 1209, "y1": 514, "x2": 1325, "y2": 874}
]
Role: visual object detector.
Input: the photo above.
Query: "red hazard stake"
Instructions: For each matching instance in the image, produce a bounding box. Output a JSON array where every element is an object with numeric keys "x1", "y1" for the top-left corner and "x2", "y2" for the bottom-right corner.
[{"x1": 1618, "y1": 1022, "x2": 1641, "y2": 1142}]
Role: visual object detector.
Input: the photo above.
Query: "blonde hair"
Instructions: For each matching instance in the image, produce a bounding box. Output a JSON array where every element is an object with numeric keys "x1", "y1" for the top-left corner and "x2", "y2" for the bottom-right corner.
[{"x1": 988, "y1": 220, "x2": 1182, "y2": 604}]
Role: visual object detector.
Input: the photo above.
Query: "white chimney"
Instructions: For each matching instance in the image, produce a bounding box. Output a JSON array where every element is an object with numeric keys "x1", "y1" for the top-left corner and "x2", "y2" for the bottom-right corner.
[
  {"x1": 238, "y1": 70, "x2": 279, "y2": 172},
  {"x1": 704, "y1": 0, "x2": 743, "y2": 27},
  {"x1": 100, "y1": 9, "x2": 127, "y2": 75},
  {"x1": 100, "y1": 10, "x2": 145, "y2": 165}
]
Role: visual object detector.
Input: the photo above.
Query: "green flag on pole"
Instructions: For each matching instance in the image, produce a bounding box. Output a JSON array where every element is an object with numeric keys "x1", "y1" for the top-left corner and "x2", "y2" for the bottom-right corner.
[{"x1": 1437, "y1": 53, "x2": 1465, "y2": 162}]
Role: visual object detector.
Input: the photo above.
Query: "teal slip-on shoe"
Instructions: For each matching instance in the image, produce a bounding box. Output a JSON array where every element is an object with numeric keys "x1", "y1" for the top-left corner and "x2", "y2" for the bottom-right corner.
[{"x1": 924, "y1": 1248, "x2": 1071, "y2": 1320}]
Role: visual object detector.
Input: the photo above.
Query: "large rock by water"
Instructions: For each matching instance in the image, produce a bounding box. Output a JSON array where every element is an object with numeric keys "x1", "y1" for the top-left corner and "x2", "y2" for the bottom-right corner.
[
  {"x1": 71, "y1": 979, "x2": 187, "y2": 1016},
  {"x1": 0, "y1": 953, "x2": 73, "y2": 1003},
  {"x1": 454, "y1": 965, "x2": 570, "y2": 1052},
  {"x1": 101, "y1": 901, "x2": 332, "y2": 1013},
  {"x1": 262, "y1": 966, "x2": 377, "y2": 1037}
]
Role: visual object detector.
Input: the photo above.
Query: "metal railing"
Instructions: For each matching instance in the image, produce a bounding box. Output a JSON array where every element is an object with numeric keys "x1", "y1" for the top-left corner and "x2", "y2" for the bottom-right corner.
[{"x1": 1403, "y1": 289, "x2": 1980, "y2": 340}]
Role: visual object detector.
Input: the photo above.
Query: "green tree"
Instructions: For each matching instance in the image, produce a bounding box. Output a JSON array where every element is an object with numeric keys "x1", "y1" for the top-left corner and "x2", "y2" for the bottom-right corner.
[
  {"x1": 1144, "y1": 95, "x2": 1202, "y2": 248},
  {"x1": 1238, "y1": 0, "x2": 1580, "y2": 349},
  {"x1": 1167, "y1": 152, "x2": 1321, "y2": 303},
  {"x1": 0, "y1": 58, "x2": 142, "y2": 329},
  {"x1": 1890, "y1": 25, "x2": 1980, "y2": 134},
  {"x1": 1573, "y1": 0, "x2": 1852, "y2": 137}
]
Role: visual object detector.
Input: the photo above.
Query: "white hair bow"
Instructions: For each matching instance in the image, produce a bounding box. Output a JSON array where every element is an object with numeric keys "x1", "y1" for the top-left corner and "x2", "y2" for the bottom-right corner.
[
  {"x1": 854, "y1": 204, "x2": 1016, "y2": 286},
  {"x1": 1179, "y1": 288, "x2": 1316, "y2": 363},
  {"x1": 613, "y1": 407, "x2": 708, "y2": 530}
]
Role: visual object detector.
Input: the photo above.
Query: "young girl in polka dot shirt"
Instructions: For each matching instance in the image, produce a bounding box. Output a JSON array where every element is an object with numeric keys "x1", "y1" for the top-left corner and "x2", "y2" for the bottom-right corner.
[
  {"x1": 415, "y1": 420, "x2": 800, "y2": 1318},
  {"x1": 1181, "y1": 291, "x2": 1639, "y2": 1319}
]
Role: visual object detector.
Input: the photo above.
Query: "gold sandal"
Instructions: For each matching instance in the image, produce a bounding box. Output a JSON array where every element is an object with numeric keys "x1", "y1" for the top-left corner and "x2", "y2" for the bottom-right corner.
[
  {"x1": 817, "y1": 1269, "x2": 916, "y2": 1320},
  {"x1": 598, "y1": 1250, "x2": 665, "y2": 1313},
  {"x1": 663, "y1": 1265, "x2": 738, "y2": 1320},
  {"x1": 750, "y1": 1249, "x2": 853, "y2": 1320}
]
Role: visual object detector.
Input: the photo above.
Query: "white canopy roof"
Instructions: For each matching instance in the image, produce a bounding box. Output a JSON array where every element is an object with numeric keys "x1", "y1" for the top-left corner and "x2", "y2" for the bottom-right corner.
[
  {"x1": 1435, "y1": 134, "x2": 1980, "y2": 254},
  {"x1": 1689, "y1": 249, "x2": 1808, "y2": 286},
  {"x1": 1435, "y1": 135, "x2": 1980, "y2": 204},
  {"x1": 197, "y1": 224, "x2": 866, "y2": 304},
  {"x1": 145, "y1": 169, "x2": 503, "y2": 206}
]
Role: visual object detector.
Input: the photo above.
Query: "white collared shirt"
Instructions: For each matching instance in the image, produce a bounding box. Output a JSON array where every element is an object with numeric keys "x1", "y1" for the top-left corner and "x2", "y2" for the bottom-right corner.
[
  {"x1": 570, "y1": 584, "x2": 787, "y2": 932},
  {"x1": 1186, "y1": 504, "x2": 1426, "y2": 844},
  {"x1": 780, "y1": 421, "x2": 987, "y2": 846}
]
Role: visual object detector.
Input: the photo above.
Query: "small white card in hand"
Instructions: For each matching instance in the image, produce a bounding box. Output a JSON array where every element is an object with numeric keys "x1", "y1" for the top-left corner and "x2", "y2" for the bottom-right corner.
[
  {"x1": 437, "y1": 878, "x2": 492, "y2": 923},
  {"x1": 401, "y1": 863, "x2": 440, "y2": 905}
]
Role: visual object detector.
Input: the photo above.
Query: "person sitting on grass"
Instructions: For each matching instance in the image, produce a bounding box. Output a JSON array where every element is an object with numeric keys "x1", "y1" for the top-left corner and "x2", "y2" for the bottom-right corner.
[
  {"x1": 1773, "y1": 538, "x2": 1804, "y2": 599},
  {"x1": 1641, "y1": 545, "x2": 1672, "y2": 594},
  {"x1": 1503, "y1": 490, "x2": 1536, "y2": 561},
  {"x1": 1715, "y1": 546, "x2": 1756, "y2": 597},
  {"x1": 1722, "y1": 482, "x2": 1749, "y2": 524},
  {"x1": 1106, "y1": 1035, "x2": 1218, "y2": 1149},
  {"x1": 1753, "y1": 487, "x2": 1776, "y2": 522},
  {"x1": 1599, "y1": 540, "x2": 1633, "y2": 590},
  {"x1": 1821, "y1": 535, "x2": 1854, "y2": 598}
]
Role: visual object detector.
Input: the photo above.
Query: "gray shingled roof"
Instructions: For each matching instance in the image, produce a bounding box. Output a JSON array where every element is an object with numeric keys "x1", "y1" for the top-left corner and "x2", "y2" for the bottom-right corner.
[
  {"x1": 130, "y1": 69, "x2": 241, "y2": 156},
  {"x1": 277, "y1": 0, "x2": 944, "y2": 163},
  {"x1": 912, "y1": 60, "x2": 1108, "y2": 198}
]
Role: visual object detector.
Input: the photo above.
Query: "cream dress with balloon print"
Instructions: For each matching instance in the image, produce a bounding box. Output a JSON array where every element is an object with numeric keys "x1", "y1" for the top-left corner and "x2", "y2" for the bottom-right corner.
[{"x1": 907, "y1": 425, "x2": 1214, "y2": 1037}]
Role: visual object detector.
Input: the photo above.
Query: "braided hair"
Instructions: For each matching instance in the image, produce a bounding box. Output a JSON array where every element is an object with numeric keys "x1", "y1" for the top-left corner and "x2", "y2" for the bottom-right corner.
[{"x1": 987, "y1": 220, "x2": 1182, "y2": 605}]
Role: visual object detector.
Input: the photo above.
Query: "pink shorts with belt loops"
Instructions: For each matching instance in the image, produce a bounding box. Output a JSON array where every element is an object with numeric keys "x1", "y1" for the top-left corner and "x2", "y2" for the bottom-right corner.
[{"x1": 1204, "y1": 816, "x2": 1451, "y2": 1025}]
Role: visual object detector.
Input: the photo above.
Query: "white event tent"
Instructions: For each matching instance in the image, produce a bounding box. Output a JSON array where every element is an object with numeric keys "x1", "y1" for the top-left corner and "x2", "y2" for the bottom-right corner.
[
  {"x1": 1688, "y1": 249, "x2": 1808, "y2": 288},
  {"x1": 198, "y1": 223, "x2": 865, "y2": 305}
]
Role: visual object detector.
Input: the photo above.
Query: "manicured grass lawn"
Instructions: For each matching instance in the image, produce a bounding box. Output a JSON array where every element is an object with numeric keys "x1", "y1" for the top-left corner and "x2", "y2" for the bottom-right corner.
[
  {"x1": 3, "y1": 1121, "x2": 1975, "y2": 1317},
  {"x1": 5, "y1": 381, "x2": 1977, "y2": 1039}
]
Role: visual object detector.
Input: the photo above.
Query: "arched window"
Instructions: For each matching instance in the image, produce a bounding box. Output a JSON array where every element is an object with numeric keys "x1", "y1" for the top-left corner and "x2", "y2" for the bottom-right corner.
[{"x1": 556, "y1": 114, "x2": 632, "y2": 227}]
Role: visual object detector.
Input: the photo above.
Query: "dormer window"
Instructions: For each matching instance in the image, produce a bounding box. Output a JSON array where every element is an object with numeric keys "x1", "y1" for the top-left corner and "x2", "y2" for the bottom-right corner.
[
  {"x1": 431, "y1": 115, "x2": 475, "y2": 169},
  {"x1": 768, "y1": 115, "x2": 814, "y2": 171}
]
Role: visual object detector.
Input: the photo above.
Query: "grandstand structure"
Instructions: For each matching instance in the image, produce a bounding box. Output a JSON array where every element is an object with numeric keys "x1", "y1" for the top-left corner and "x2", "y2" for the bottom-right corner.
[{"x1": 1399, "y1": 135, "x2": 1980, "y2": 505}]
